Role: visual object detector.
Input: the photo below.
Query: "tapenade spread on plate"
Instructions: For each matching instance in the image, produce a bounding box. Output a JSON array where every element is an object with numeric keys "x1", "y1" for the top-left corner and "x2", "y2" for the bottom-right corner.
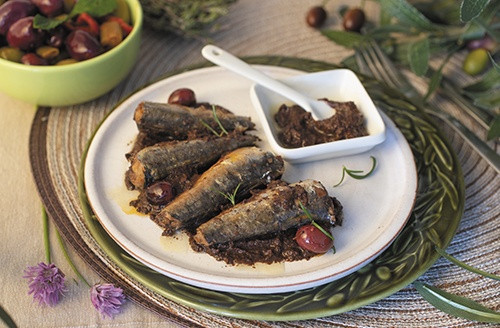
[{"x1": 124, "y1": 89, "x2": 343, "y2": 266}]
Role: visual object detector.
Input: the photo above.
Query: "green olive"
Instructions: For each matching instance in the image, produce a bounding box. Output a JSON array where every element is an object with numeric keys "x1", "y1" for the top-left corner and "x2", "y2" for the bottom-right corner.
[
  {"x1": 36, "y1": 46, "x2": 60, "y2": 60},
  {"x1": 463, "y1": 48, "x2": 489, "y2": 76},
  {"x1": 113, "y1": 0, "x2": 131, "y2": 23},
  {"x1": 63, "y1": 0, "x2": 75, "y2": 13},
  {"x1": 0, "y1": 47, "x2": 25, "y2": 63},
  {"x1": 55, "y1": 58, "x2": 78, "y2": 65}
]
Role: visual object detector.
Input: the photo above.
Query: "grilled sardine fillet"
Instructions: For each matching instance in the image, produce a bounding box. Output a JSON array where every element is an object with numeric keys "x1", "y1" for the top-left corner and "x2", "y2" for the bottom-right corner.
[
  {"x1": 126, "y1": 134, "x2": 258, "y2": 189},
  {"x1": 194, "y1": 180, "x2": 339, "y2": 246},
  {"x1": 154, "y1": 147, "x2": 284, "y2": 235},
  {"x1": 134, "y1": 101, "x2": 255, "y2": 139}
]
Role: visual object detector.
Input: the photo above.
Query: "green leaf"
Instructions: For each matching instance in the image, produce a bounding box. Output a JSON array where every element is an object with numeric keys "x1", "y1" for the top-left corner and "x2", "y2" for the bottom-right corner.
[
  {"x1": 473, "y1": 90, "x2": 500, "y2": 110},
  {"x1": 460, "y1": 0, "x2": 491, "y2": 22},
  {"x1": 0, "y1": 304, "x2": 17, "y2": 328},
  {"x1": 71, "y1": 0, "x2": 117, "y2": 17},
  {"x1": 425, "y1": 70, "x2": 442, "y2": 101},
  {"x1": 321, "y1": 30, "x2": 366, "y2": 49},
  {"x1": 408, "y1": 38, "x2": 429, "y2": 76},
  {"x1": 414, "y1": 282, "x2": 500, "y2": 323},
  {"x1": 435, "y1": 247, "x2": 500, "y2": 281},
  {"x1": 463, "y1": 67, "x2": 500, "y2": 92},
  {"x1": 488, "y1": 115, "x2": 500, "y2": 140},
  {"x1": 33, "y1": 0, "x2": 117, "y2": 30},
  {"x1": 380, "y1": 0, "x2": 440, "y2": 31},
  {"x1": 33, "y1": 14, "x2": 66, "y2": 30},
  {"x1": 491, "y1": 53, "x2": 500, "y2": 73},
  {"x1": 367, "y1": 24, "x2": 414, "y2": 39}
]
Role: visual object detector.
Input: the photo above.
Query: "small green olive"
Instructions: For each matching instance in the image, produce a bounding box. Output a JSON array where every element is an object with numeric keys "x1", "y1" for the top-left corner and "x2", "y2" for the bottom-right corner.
[
  {"x1": 55, "y1": 58, "x2": 78, "y2": 65},
  {"x1": 0, "y1": 47, "x2": 25, "y2": 63},
  {"x1": 113, "y1": 0, "x2": 131, "y2": 24},
  {"x1": 463, "y1": 48, "x2": 489, "y2": 76},
  {"x1": 36, "y1": 46, "x2": 60, "y2": 60}
]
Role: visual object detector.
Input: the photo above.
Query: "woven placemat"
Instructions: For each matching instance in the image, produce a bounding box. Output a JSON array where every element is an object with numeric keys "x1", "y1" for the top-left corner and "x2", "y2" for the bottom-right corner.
[{"x1": 29, "y1": 1, "x2": 499, "y2": 325}]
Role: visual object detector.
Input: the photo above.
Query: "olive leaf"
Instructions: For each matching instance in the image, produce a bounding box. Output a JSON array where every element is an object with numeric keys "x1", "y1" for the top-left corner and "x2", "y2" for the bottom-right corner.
[
  {"x1": 33, "y1": 0, "x2": 117, "y2": 30},
  {"x1": 463, "y1": 67, "x2": 500, "y2": 92},
  {"x1": 487, "y1": 116, "x2": 500, "y2": 140},
  {"x1": 408, "y1": 38, "x2": 430, "y2": 76},
  {"x1": 33, "y1": 14, "x2": 67, "y2": 30},
  {"x1": 321, "y1": 30, "x2": 366, "y2": 49},
  {"x1": 435, "y1": 247, "x2": 500, "y2": 281},
  {"x1": 473, "y1": 91, "x2": 500, "y2": 110},
  {"x1": 379, "y1": 0, "x2": 440, "y2": 31},
  {"x1": 71, "y1": 0, "x2": 117, "y2": 18},
  {"x1": 460, "y1": 0, "x2": 491, "y2": 22},
  {"x1": 491, "y1": 53, "x2": 500, "y2": 73},
  {"x1": 414, "y1": 282, "x2": 500, "y2": 323},
  {"x1": 0, "y1": 304, "x2": 17, "y2": 328},
  {"x1": 424, "y1": 48, "x2": 457, "y2": 101}
]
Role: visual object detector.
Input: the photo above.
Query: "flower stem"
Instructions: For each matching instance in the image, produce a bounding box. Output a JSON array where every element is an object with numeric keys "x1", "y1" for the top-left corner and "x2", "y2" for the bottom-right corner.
[
  {"x1": 42, "y1": 207, "x2": 51, "y2": 263},
  {"x1": 55, "y1": 229, "x2": 91, "y2": 288}
]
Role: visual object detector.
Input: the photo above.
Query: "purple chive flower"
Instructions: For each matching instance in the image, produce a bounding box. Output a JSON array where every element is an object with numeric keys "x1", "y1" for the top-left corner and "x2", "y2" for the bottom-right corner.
[
  {"x1": 90, "y1": 283, "x2": 126, "y2": 318},
  {"x1": 23, "y1": 262, "x2": 67, "y2": 307}
]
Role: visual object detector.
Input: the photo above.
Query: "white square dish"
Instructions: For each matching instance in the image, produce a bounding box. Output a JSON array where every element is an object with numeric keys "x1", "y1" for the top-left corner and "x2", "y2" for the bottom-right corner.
[{"x1": 250, "y1": 69, "x2": 386, "y2": 163}]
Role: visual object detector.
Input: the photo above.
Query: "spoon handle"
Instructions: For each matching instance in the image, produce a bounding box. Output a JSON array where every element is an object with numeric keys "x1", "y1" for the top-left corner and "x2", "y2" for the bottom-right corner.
[{"x1": 201, "y1": 45, "x2": 313, "y2": 111}]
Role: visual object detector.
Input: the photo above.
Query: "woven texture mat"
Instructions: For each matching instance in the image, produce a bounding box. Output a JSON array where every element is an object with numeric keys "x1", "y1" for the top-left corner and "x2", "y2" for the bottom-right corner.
[{"x1": 29, "y1": 1, "x2": 498, "y2": 326}]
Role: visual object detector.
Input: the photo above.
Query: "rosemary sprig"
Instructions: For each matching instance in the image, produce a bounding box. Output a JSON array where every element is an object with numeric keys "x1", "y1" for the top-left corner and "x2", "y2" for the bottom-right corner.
[
  {"x1": 298, "y1": 201, "x2": 335, "y2": 253},
  {"x1": 435, "y1": 246, "x2": 500, "y2": 281},
  {"x1": 213, "y1": 183, "x2": 241, "y2": 206},
  {"x1": 334, "y1": 156, "x2": 377, "y2": 187},
  {"x1": 211, "y1": 105, "x2": 229, "y2": 135},
  {"x1": 200, "y1": 105, "x2": 229, "y2": 137}
]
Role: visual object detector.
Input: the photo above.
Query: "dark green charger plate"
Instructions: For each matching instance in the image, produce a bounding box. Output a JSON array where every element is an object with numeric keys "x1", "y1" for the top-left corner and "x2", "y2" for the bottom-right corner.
[{"x1": 78, "y1": 56, "x2": 464, "y2": 321}]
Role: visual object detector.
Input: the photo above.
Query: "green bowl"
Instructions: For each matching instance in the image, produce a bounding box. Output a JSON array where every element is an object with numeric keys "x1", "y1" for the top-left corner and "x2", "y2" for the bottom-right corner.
[{"x1": 0, "y1": 0, "x2": 143, "y2": 106}]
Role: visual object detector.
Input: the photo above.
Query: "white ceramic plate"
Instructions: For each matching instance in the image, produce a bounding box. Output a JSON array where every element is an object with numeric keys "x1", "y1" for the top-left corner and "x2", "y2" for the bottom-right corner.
[{"x1": 84, "y1": 66, "x2": 417, "y2": 294}]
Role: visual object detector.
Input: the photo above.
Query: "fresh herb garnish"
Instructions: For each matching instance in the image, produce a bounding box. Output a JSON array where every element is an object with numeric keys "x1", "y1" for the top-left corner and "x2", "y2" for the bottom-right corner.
[
  {"x1": 33, "y1": 0, "x2": 118, "y2": 30},
  {"x1": 334, "y1": 156, "x2": 377, "y2": 187},
  {"x1": 200, "y1": 105, "x2": 229, "y2": 137},
  {"x1": 299, "y1": 201, "x2": 335, "y2": 242},
  {"x1": 213, "y1": 183, "x2": 241, "y2": 206}
]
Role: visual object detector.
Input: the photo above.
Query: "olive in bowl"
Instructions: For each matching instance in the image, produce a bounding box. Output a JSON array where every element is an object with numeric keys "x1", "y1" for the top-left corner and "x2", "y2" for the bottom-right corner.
[{"x1": 0, "y1": 0, "x2": 142, "y2": 106}]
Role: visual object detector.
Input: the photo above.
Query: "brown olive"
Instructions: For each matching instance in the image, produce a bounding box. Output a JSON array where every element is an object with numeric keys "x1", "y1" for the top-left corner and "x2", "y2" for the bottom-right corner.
[
  {"x1": 146, "y1": 181, "x2": 175, "y2": 205},
  {"x1": 168, "y1": 88, "x2": 196, "y2": 106},
  {"x1": 306, "y1": 6, "x2": 327, "y2": 28},
  {"x1": 21, "y1": 52, "x2": 47, "y2": 65},
  {"x1": 466, "y1": 35, "x2": 496, "y2": 51},
  {"x1": 342, "y1": 8, "x2": 365, "y2": 32},
  {"x1": 295, "y1": 224, "x2": 333, "y2": 254}
]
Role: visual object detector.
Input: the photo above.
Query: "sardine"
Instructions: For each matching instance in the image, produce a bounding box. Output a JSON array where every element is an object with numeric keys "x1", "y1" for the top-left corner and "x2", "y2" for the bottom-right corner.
[
  {"x1": 126, "y1": 134, "x2": 258, "y2": 189},
  {"x1": 194, "y1": 180, "x2": 340, "y2": 246},
  {"x1": 154, "y1": 147, "x2": 284, "y2": 235},
  {"x1": 134, "y1": 101, "x2": 255, "y2": 139}
]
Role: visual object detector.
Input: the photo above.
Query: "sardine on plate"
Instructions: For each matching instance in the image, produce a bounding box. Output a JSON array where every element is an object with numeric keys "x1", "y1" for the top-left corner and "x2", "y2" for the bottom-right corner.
[
  {"x1": 154, "y1": 147, "x2": 284, "y2": 235},
  {"x1": 134, "y1": 101, "x2": 255, "y2": 139},
  {"x1": 194, "y1": 180, "x2": 341, "y2": 246},
  {"x1": 126, "y1": 134, "x2": 258, "y2": 189}
]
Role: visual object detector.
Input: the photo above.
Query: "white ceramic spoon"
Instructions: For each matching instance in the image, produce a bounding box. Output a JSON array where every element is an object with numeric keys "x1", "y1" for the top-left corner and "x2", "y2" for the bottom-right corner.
[{"x1": 201, "y1": 45, "x2": 334, "y2": 120}]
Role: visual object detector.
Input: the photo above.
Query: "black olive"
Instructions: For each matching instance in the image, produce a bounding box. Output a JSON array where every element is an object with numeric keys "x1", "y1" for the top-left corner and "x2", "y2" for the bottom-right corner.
[
  {"x1": 146, "y1": 181, "x2": 175, "y2": 205},
  {"x1": 306, "y1": 6, "x2": 327, "y2": 28},
  {"x1": 342, "y1": 8, "x2": 365, "y2": 32},
  {"x1": 168, "y1": 88, "x2": 197, "y2": 106}
]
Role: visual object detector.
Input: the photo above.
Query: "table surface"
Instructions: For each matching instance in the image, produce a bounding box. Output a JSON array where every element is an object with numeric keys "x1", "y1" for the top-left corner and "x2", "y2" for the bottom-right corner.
[{"x1": 1, "y1": 1, "x2": 498, "y2": 327}]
